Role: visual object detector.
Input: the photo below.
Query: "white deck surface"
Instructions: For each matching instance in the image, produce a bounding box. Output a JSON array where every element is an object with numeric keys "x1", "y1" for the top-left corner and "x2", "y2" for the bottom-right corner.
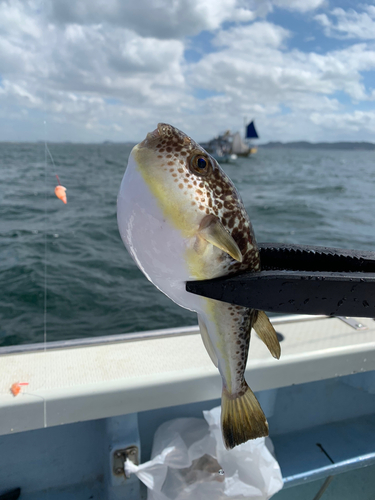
[{"x1": 0, "y1": 315, "x2": 374, "y2": 436}]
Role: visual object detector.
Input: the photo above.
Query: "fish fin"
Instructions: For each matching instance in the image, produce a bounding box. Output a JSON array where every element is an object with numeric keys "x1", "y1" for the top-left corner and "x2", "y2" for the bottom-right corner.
[
  {"x1": 221, "y1": 383, "x2": 268, "y2": 449},
  {"x1": 198, "y1": 315, "x2": 218, "y2": 367},
  {"x1": 198, "y1": 215, "x2": 242, "y2": 262},
  {"x1": 253, "y1": 311, "x2": 281, "y2": 360}
]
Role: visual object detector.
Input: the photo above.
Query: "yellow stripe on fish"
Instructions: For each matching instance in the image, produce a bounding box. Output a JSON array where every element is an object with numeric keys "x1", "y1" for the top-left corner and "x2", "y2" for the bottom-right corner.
[{"x1": 133, "y1": 145, "x2": 198, "y2": 239}]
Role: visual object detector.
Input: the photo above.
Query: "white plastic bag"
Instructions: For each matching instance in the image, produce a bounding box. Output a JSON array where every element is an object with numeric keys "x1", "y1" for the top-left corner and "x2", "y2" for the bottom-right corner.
[{"x1": 125, "y1": 406, "x2": 283, "y2": 499}]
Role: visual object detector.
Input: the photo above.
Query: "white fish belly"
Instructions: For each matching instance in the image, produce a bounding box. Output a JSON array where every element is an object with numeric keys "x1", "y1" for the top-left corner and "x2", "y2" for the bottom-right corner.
[
  {"x1": 117, "y1": 154, "x2": 247, "y2": 390},
  {"x1": 117, "y1": 155, "x2": 204, "y2": 313}
]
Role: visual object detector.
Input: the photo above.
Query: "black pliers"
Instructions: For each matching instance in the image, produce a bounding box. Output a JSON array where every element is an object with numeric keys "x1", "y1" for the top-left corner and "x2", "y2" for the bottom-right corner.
[{"x1": 186, "y1": 244, "x2": 375, "y2": 318}]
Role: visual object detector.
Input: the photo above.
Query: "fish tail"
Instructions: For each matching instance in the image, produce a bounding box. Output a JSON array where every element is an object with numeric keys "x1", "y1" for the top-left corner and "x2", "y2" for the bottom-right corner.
[{"x1": 221, "y1": 383, "x2": 268, "y2": 449}]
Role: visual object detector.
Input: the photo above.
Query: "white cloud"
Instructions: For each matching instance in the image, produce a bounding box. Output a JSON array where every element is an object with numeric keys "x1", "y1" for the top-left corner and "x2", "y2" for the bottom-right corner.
[
  {"x1": 272, "y1": 0, "x2": 326, "y2": 13},
  {"x1": 190, "y1": 23, "x2": 375, "y2": 105},
  {"x1": 0, "y1": 79, "x2": 41, "y2": 106},
  {"x1": 47, "y1": 0, "x2": 256, "y2": 39},
  {"x1": 315, "y1": 4, "x2": 375, "y2": 39},
  {"x1": 0, "y1": 3, "x2": 192, "y2": 140},
  {"x1": 186, "y1": 21, "x2": 375, "y2": 141},
  {"x1": 311, "y1": 110, "x2": 375, "y2": 133},
  {"x1": 0, "y1": 0, "x2": 374, "y2": 142},
  {"x1": 0, "y1": 0, "x2": 42, "y2": 39},
  {"x1": 213, "y1": 21, "x2": 290, "y2": 49},
  {"x1": 0, "y1": 1, "x2": 187, "y2": 110}
]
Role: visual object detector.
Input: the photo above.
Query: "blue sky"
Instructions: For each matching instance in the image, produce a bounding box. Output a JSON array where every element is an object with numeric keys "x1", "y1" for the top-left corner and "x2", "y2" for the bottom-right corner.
[{"x1": 0, "y1": 0, "x2": 375, "y2": 143}]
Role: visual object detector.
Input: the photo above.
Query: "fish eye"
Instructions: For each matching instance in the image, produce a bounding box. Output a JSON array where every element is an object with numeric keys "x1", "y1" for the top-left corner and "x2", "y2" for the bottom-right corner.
[
  {"x1": 190, "y1": 154, "x2": 210, "y2": 175},
  {"x1": 197, "y1": 157, "x2": 207, "y2": 169}
]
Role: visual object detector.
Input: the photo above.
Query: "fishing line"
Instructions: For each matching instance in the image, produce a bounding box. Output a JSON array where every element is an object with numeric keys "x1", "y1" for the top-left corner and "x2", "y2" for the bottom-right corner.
[
  {"x1": 45, "y1": 143, "x2": 59, "y2": 178},
  {"x1": 42, "y1": 3, "x2": 51, "y2": 498},
  {"x1": 43, "y1": 121, "x2": 48, "y2": 429}
]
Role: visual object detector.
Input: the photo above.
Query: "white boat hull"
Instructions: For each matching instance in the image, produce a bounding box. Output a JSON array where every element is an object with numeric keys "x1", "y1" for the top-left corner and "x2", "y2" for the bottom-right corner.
[{"x1": 1, "y1": 314, "x2": 375, "y2": 499}]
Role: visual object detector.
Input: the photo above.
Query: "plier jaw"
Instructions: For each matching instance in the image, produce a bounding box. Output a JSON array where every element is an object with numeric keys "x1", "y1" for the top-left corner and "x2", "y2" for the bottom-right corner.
[{"x1": 186, "y1": 244, "x2": 375, "y2": 318}]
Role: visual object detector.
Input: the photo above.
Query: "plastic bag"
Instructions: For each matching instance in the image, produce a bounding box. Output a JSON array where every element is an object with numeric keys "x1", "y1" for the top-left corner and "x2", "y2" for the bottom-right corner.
[{"x1": 125, "y1": 405, "x2": 283, "y2": 499}]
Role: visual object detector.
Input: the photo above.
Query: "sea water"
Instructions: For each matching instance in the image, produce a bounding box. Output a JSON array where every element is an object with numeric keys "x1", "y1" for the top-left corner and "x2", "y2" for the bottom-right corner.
[{"x1": 1, "y1": 143, "x2": 374, "y2": 346}]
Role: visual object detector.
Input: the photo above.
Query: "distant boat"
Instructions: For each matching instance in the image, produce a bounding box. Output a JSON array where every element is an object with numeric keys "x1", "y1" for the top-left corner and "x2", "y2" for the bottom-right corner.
[
  {"x1": 203, "y1": 120, "x2": 259, "y2": 162},
  {"x1": 232, "y1": 120, "x2": 259, "y2": 157},
  {"x1": 246, "y1": 120, "x2": 259, "y2": 140},
  {"x1": 201, "y1": 130, "x2": 236, "y2": 163},
  {"x1": 245, "y1": 120, "x2": 259, "y2": 155}
]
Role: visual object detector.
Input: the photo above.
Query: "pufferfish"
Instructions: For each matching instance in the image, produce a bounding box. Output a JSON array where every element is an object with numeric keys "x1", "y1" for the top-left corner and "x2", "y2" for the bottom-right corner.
[{"x1": 117, "y1": 123, "x2": 280, "y2": 449}]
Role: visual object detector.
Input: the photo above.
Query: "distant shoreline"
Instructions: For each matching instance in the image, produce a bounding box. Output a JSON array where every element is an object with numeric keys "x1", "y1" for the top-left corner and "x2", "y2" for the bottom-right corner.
[
  {"x1": 0, "y1": 140, "x2": 374, "y2": 150},
  {"x1": 259, "y1": 141, "x2": 375, "y2": 150}
]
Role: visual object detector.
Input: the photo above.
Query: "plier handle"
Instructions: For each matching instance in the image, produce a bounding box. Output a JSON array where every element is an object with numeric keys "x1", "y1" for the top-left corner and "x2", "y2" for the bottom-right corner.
[{"x1": 186, "y1": 244, "x2": 375, "y2": 318}]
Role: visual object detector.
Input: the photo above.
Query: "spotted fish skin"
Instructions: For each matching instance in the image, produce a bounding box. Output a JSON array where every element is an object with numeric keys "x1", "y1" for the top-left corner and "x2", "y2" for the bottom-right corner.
[
  {"x1": 144, "y1": 124, "x2": 259, "y2": 273},
  {"x1": 117, "y1": 123, "x2": 280, "y2": 449}
]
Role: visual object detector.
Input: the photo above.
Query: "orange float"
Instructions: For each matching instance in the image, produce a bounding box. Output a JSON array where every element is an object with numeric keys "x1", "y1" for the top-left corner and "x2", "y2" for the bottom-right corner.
[
  {"x1": 55, "y1": 185, "x2": 67, "y2": 204},
  {"x1": 11, "y1": 382, "x2": 29, "y2": 396}
]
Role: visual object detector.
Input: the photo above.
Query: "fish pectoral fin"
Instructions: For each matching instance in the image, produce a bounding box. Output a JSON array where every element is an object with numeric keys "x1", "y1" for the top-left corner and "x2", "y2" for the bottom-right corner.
[
  {"x1": 198, "y1": 215, "x2": 242, "y2": 262},
  {"x1": 198, "y1": 315, "x2": 218, "y2": 367},
  {"x1": 221, "y1": 383, "x2": 268, "y2": 449},
  {"x1": 253, "y1": 311, "x2": 281, "y2": 360}
]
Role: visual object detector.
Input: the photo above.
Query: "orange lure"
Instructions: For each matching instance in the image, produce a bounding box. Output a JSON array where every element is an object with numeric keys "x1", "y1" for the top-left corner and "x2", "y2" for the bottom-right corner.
[
  {"x1": 54, "y1": 175, "x2": 67, "y2": 204},
  {"x1": 11, "y1": 382, "x2": 29, "y2": 396},
  {"x1": 55, "y1": 185, "x2": 67, "y2": 204}
]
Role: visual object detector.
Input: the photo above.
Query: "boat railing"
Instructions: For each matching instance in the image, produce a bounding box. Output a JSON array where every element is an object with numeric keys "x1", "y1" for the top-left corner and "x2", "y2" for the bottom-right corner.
[{"x1": 0, "y1": 314, "x2": 328, "y2": 355}]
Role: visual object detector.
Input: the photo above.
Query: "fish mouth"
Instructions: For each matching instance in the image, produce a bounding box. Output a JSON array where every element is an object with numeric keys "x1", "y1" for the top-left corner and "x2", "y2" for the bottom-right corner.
[
  {"x1": 146, "y1": 124, "x2": 162, "y2": 141},
  {"x1": 139, "y1": 123, "x2": 165, "y2": 148}
]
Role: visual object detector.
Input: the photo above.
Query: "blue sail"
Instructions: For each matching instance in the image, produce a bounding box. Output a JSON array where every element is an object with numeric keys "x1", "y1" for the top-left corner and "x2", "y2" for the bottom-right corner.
[{"x1": 246, "y1": 121, "x2": 259, "y2": 139}]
